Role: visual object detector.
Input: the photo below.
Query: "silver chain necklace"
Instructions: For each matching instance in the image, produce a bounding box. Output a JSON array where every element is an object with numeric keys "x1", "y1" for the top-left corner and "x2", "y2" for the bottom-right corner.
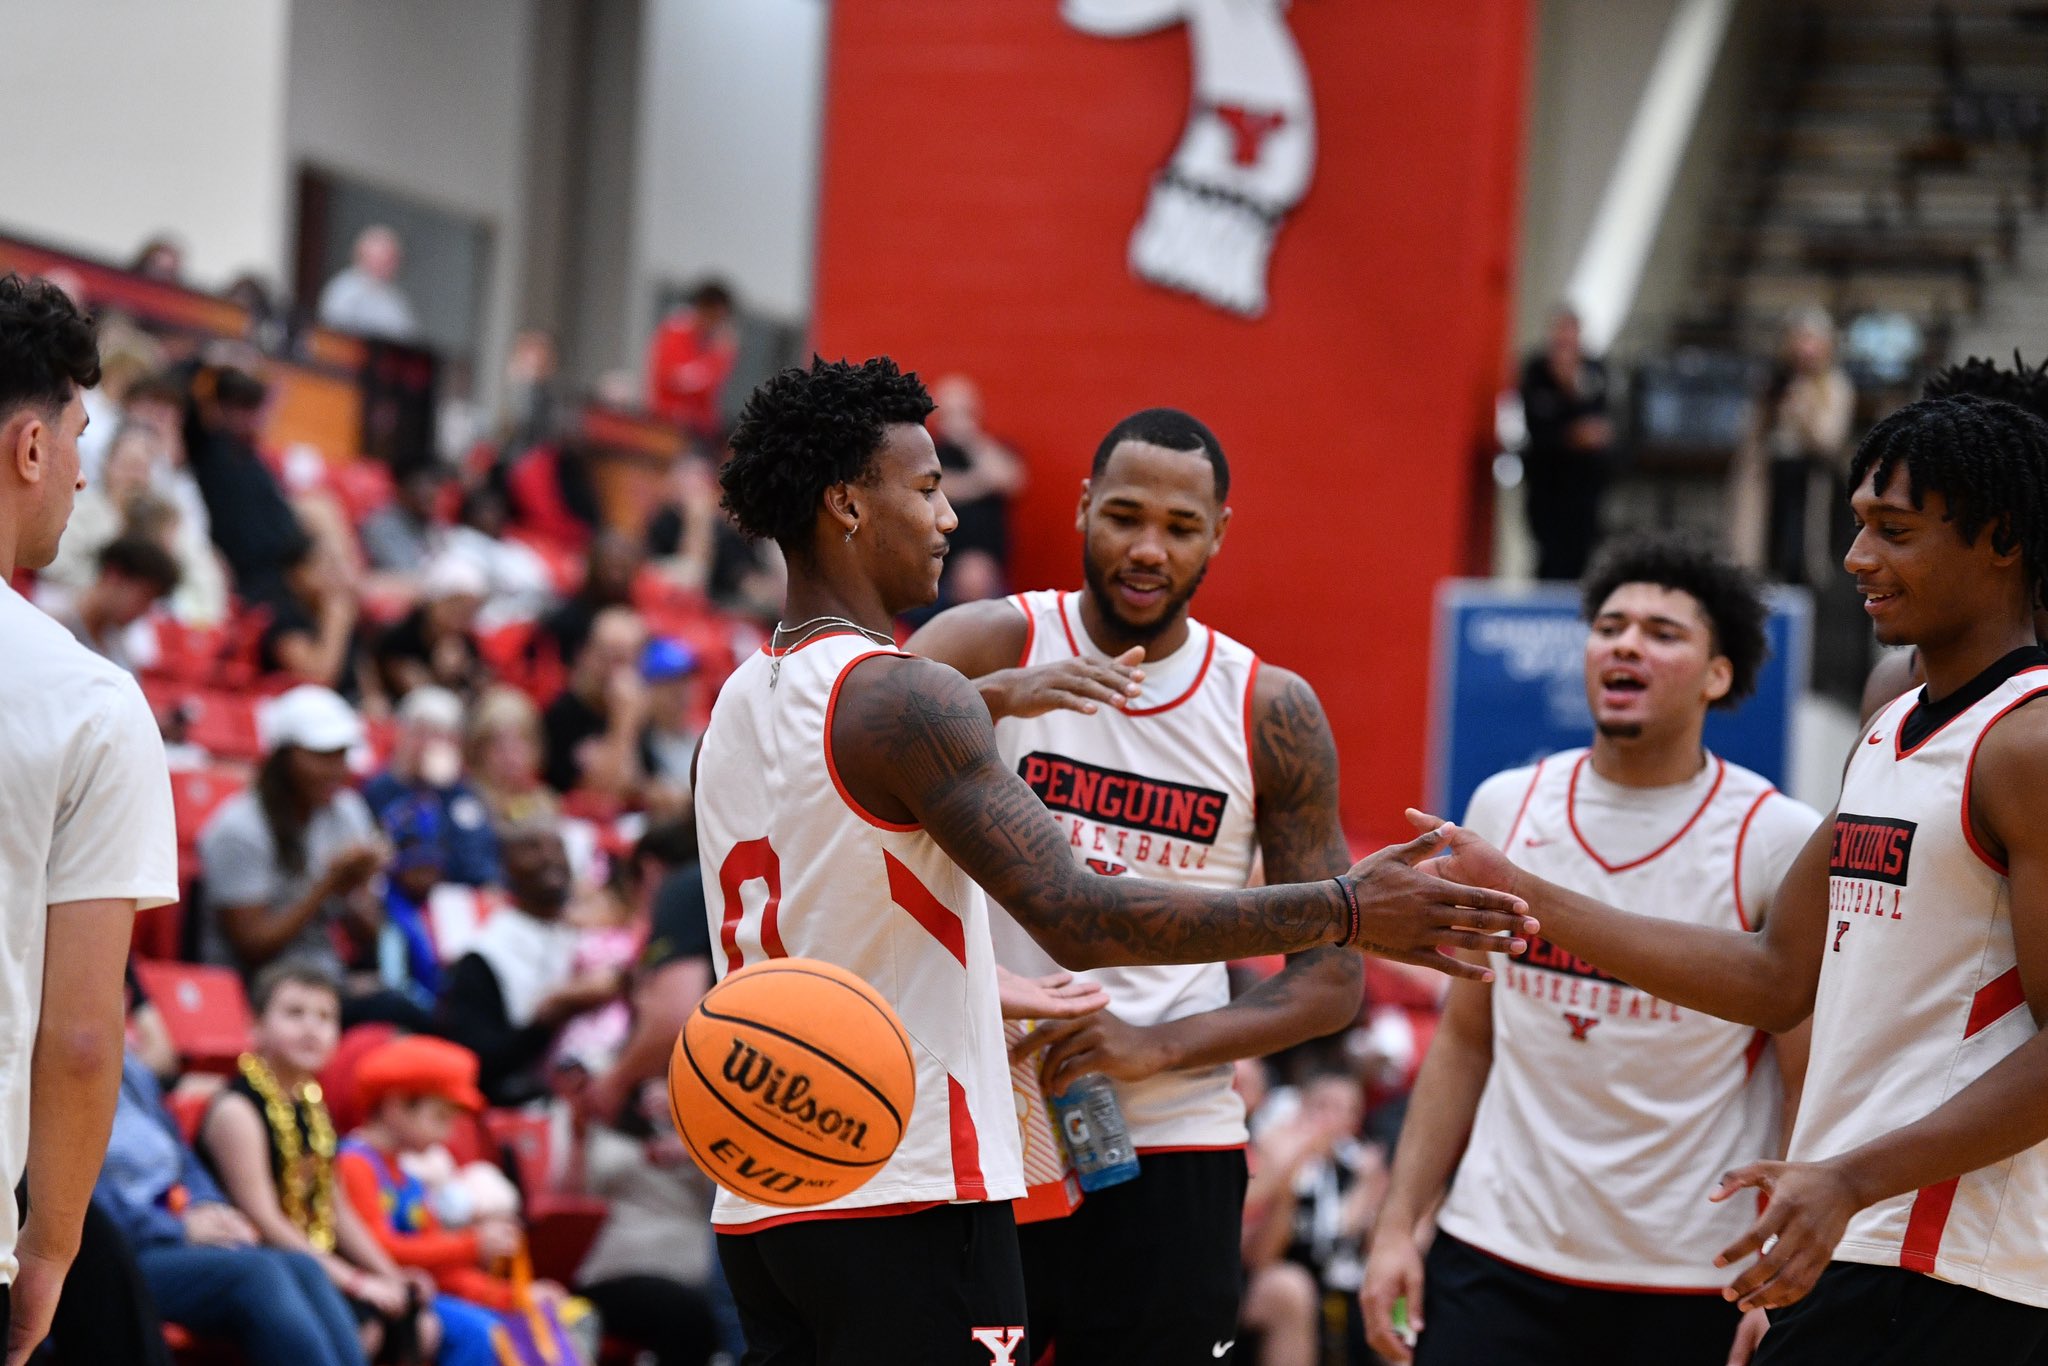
[{"x1": 770, "y1": 615, "x2": 895, "y2": 686}]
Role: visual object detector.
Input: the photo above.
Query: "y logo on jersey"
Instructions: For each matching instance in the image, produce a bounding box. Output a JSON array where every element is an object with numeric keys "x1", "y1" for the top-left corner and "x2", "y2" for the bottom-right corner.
[
  {"x1": 1828, "y1": 813, "x2": 1914, "y2": 923},
  {"x1": 971, "y1": 1327, "x2": 1026, "y2": 1364},
  {"x1": 1563, "y1": 1013, "x2": 1600, "y2": 1042}
]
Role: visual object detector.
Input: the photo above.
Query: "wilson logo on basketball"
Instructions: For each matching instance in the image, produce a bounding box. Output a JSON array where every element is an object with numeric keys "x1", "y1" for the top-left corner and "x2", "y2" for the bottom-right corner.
[
  {"x1": 1018, "y1": 752, "x2": 1228, "y2": 843},
  {"x1": 1828, "y1": 814, "x2": 1915, "y2": 887},
  {"x1": 721, "y1": 1039, "x2": 874, "y2": 1153}
]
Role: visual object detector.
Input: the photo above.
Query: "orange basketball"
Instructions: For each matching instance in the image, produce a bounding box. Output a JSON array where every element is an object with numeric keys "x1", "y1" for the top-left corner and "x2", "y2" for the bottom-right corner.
[{"x1": 668, "y1": 957, "x2": 917, "y2": 1207}]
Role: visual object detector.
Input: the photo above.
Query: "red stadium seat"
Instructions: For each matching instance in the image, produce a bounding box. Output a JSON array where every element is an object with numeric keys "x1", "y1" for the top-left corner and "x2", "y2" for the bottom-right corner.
[
  {"x1": 318, "y1": 1022, "x2": 399, "y2": 1135},
  {"x1": 131, "y1": 961, "x2": 254, "y2": 1075},
  {"x1": 327, "y1": 458, "x2": 396, "y2": 528},
  {"x1": 171, "y1": 767, "x2": 248, "y2": 872}
]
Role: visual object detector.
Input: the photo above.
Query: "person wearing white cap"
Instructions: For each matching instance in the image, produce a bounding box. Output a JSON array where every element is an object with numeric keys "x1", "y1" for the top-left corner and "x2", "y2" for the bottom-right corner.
[
  {"x1": 0, "y1": 273, "x2": 179, "y2": 1358},
  {"x1": 361, "y1": 685, "x2": 501, "y2": 886},
  {"x1": 371, "y1": 552, "x2": 487, "y2": 703},
  {"x1": 195, "y1": 687, "x2": 396, "y2": 1007}
]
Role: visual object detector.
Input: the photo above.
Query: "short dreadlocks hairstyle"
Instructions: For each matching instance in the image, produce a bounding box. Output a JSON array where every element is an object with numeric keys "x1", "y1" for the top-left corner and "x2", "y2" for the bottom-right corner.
[
  {"x1": 1580, "y1": 533, "x2": 1770, "y2": 708},
  {"x1": 1922, "y1": 351, "x2": 2048, "y2": 423},
  {"x1": 721, "y1": 355, "x2": 936, "y2": 553},
  {"x1": 1850, "y1": 393, "x2": 2048, "y2": 611},
  {"x1": 0, "y1": 273, "x2": 99, "y2": 422}
]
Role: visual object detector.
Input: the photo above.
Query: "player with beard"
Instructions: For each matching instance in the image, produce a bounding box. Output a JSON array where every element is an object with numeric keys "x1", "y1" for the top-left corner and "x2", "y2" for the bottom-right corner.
[
  {"x1": 1413, "y1": 395, "x2": 2048, "y2": 1364},
  {"x1": 695, "y1": 362, "x2": 1532, "y2": 1366},
  {"x1": 906, "y1": 407, "x2": 1360, "y2": 1364},
  {"x1": 1358, "y1": 535, "x2": 1819, "y2": 1366}
]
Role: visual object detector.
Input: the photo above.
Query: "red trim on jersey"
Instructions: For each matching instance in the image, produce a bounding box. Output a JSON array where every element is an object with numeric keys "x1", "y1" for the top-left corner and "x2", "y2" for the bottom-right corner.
[
  {"x1": 1466, "y1": 1240, "x2": 1727, "y2": 1296},
  {"x1": 1567, "y1": 753, "x2": 1726, "y2": 874},
  {"x1": 1966, "y1": 966, "x2": 2027, "y2": 1038},
  {"x1": 1054, "y1": 591, "x2": 1218, "y2": 717},
  {"x1": 1134, "y1": 1142, "x2": 1250, "y2": 1156},
  {"x1": 1241, "y1": 656, "x2": 1262, "y2": 816},
  {"x1": 822, "y1": 650, "x2": 921, "y2": 834},
  {"x1": 1499, "y1": 758, "x2": 1547, "y2": 848},
  {"x1": 1743, "y1": 1029, "x2": 1771, "y2": 1078},
  {"x1": 1730, "y1": 789, "x2": 1778, "y2": 932},
  {"x1": 947, "y1": 1075, "x2": 987, "y2": 1199},
  {"x1": 1057, "y1": 591, "x2": 1081, "y2": 655},
  {"x1": 713, "y1": 1199, "x2": 945, "y2": 1235},
  {"x1": 1959, "y1": 685, "x2": 2048, "y2": 874},
  {"x1": 1897, "y1": 665, "x2": 2048, "y2": 761},
  {"x1": 762, "y1": 628, "x2": 871, "y2": 658},
  {"x1": 1900, "y1": 1178, "x2": 1961, "y2": 1273},
  {"x1": 884, "y1": 851, "x2": 968, "y2": 966},
  {"x1": 1010, "y1": 594, "x2": 1037, "y2": 668}
]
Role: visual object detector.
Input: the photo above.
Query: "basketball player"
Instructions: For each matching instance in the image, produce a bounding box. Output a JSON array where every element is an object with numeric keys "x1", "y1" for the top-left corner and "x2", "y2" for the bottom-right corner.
[
  {"x1": 1416, "y1": 394, "x2": 2048, "y2": 1364},
  {"x1": 0, "y1": 274, "x2": 178, "y2": 1362},
  {"x1": 1358, "y1": 535, "x2": 1820, "y2": 1366},
  {"x1": 904, "y1": 407, "x2": 1359, "y2": 1363},
  {"x1": 696, "y1": 357, "x2": 1532, "y2": 1365}
]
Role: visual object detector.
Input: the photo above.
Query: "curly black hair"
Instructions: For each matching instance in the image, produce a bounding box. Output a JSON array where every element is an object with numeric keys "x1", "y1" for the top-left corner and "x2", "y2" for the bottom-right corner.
[
  {"x1": 1849, "y1": 392, "x2": 2048, "y2": 611},
  {"x1": 721, "y1": 355, "x2": 936, "y2": 552},
  {"x1": 1922, "y1": 350, "x2": 2048, "y2": 421},
  {"x1": 0, "y1": 273, "x2": 100, "y2": 420},
  {"x1": 1580, "y1": 532, "x2": 1770, "y2": 708},
  {"x1": 1091, "y1": 407, "x2": 1230, "y2": 500}
]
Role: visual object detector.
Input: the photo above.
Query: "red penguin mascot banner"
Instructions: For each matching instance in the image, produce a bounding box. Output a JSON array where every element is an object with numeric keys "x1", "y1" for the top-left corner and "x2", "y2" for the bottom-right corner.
[{"x1": 811, "y1": 0, "x2": 1529, "y2": 837}]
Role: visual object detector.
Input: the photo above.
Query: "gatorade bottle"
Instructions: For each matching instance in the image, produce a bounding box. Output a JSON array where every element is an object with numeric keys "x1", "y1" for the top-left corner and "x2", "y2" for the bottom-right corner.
[{"x1": 1047, "y1": 1073, "x2": 1141, "y2": 1192}]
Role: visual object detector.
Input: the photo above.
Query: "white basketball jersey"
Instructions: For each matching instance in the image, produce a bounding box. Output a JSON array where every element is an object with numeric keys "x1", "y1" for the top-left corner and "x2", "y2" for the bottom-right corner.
[
  {"x1": 1436, "y1": 750, "x2": 1819, "y2": 1288},
  {"x1": 1792, "y1": 666, "x2": 2048, "y2": 1306},
  {"x1": 694, "y1": 632, "x2": 1024, "y2": 1231},
  {"x1": 987, "y1": 590, "x2": 1261, "y2": 1150}
]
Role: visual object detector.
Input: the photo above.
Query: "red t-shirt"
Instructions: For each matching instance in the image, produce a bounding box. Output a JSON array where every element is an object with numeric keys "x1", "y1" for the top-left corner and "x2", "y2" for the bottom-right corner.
[{"x1": 645, "y1": 311, "x2": 737, "y2": 432}]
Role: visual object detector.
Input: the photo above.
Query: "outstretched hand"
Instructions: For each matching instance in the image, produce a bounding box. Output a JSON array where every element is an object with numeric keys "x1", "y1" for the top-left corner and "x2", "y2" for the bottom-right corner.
[
  {"x1": 984, "y1": 648, "x2": 1146, "y2": 719},
  {"x1": 1709, "y1": 1158, "x2": 1861, "y2": 1311},
  {"x1": 996, "y1": 966, "x2": 1110, "y2": 1021},
  {"x1": 1341, "y1": 823, "x2": 1535, "y2": 982},
  {"x1": 1403, "y1": 809, "x2": 1525, "y2": 901}
]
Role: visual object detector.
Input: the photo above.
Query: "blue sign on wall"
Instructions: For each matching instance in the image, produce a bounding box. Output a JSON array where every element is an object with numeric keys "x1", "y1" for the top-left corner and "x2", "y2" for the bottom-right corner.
[{"x1": 1427, "y1": 580, "x2": 1812, "y2": 821}]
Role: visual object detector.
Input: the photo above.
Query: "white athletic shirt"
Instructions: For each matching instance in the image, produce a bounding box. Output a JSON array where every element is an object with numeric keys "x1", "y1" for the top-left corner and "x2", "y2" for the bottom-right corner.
[
  {"x1": 1436, "y1": 749, "x2": 1818, "y2": 1288},
  {"x1": 987, "y1": 590, "x2": 1261, "y2": 1150},
  {"x1": 0, "y1": 583, "x2": 178, "y2": 1281},
  {"x1": 1792, "y1": 665, "x2": 2048, "y2": 1306},
  {"x1": 694, "y1": 631, "x2": 1023, "y2": 1231}
]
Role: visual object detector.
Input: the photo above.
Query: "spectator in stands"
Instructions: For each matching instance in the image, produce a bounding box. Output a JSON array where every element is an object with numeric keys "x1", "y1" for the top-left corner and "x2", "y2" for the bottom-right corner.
[
  {"x1": 373, "y1": 795, "x2": 449, "y2": 1014},
  {"x1": 129, "y1": 236, "x2": 185, "y2": 284},
  {"x1": 1759, "y1": 305, "x2": 1855, "y2": 585},
  {"x1": 119, "y1": 372, "x2": 231, "y2": 627},
  {"x1": 262, "y1": 537, "x2": 367, "y2": 697},
  {"x1": 359, "y1": 462, "x2": 449, "y2": 574},
  {"x1": 336, "y1": 1036, "x2": 525, "y2": 1366},
  {"x1": 197, "y1": 685, "x2": 386, "y2": 986},
  {"x1": 433, "y1": 821, "x2": 620, "y2": 1106},
  {"x1": 501, "y1": 328, "x2": 560, "y2": 458},
  {"x1": 531, "y1": 529, "x2": 643, "y2": 674},
  {"x1": 541, "y1": 607, "x2": 654, "y2": 802},
  {"x1": 930, "y1": 373, "x2": 1025, "y2": 602},
  {"x1": 94, "y1": 1048, "x2": 368, "y2": 1366},
  {"x1": 224, "y1": 273, "x2": 291, "y2": 354},
  {"x1": 197, "y1": 962, "x2": 439, "y2": 1363},
  {"x1": 182, "y1": 361, "x2": 313, "y2": 610},
  {"x1": 643, "y1": 452, "x2": 722, "y2": 592},
  {"x1": 645, "y1": 280, "x2": 738, "y2": 440},
  {"x1": 501, "y1": 436, "x2": 601, "y2": 554},
  {"x1": 318, "y1": 226, "x2": 419, "y2": 343},
  {"x1": 445, "y1": 486, "x2": 555, "y2": 627},
  {"x1": 640, "y1": 636, "x2": 701, "y2": 795},
  {"x1": 37, "y1": 422, "x2": 158, "y2": 600},
  {"x1": 465, "y1": 687, "x2": 557, "y2": 828},
  {"x1": 364, "y1": 685, "x2": 501, "y2": 887},
  {"x1": 1519, "y1": 306, "x2": 1614, "y2": 581},
  {"x1": 52, "y1": 534, "x2": 181, "y2": 671},
  {"x1": 372, "y1": 552, "x2": 487, "y2": 702}
]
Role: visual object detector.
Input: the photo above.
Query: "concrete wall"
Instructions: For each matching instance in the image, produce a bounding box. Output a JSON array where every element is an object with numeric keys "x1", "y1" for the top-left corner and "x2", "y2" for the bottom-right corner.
[{"x1": 0, "y1": 0, "x2": 291, "y2": 285}]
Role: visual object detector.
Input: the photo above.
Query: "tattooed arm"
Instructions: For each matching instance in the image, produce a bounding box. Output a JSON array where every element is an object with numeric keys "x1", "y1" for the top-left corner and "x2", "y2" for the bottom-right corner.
[
  {"x1": 830, "y1": 654, "x2": 1532, "y2": 974},
  {"x1": 1024, "y1": 666, "x2": 1364, "y2": 1092}
]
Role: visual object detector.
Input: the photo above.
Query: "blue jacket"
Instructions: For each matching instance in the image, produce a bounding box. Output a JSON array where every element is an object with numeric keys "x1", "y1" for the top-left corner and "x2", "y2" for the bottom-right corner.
[{"x1": 94, "y1": 1052, "x2": 230, "y2": 1249}]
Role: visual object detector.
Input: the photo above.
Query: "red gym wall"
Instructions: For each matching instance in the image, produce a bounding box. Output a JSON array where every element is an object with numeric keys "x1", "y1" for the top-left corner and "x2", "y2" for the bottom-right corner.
[{"x1": 811, "y1": 1, "x2": 1530, "y2": 839}]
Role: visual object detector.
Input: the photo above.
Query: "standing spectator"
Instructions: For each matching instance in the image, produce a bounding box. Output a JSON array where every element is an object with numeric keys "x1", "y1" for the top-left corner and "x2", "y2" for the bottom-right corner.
[
  {"x1": 465, "y1": 687, "x2": 558, "y2": 828},
  {"x1": 37, "y1": 422, "x2": 158, "y2": 599},
  {"x1": 644, "y1": 280, "x2": 738, "y2": 440},
  {"x1": 123, "y1": 373, "x2": 229, "y2": 625},
  {"x1": 182, "y1": 362, "x2": 313, "y2": 611},
  {"x1": 94, "y1": 1050, "x2": 368, "y2": 1366},
  {"x1": 52, "y1": 535, "x2": 181, "y2": 672},
  {"x1": 501, "y1": 329, "x2": 560, "y2": 458},
  {"x1": 432, "y1": 823, "x2": 617, "y2": 1106},
  {"x1": 929, "y1": 373, "x2": 1026, "y2": 601},
  {"x1": 1519, "y1": 307, "x2": 1614, "y2": 581},
  {"x1": 196, "y1": 686, "x2": 385, "y2": 986},
  {"x1": 372, "y1": 554, "x2": 488, "y2": 703},
  {"x1": 0, "y1": 272, "x2": 179, "y2": 1362},
  {"x1": 639, "y1": 637, "x2": 701, "y2": 795},
  {"x1": 643, "y1": 453, "x2": 723, "y2": 592},
  {"x1": 445, "y1": 486, "x2": 555, "y2": 627},
  {"x1": 531, "y1": 530, "x2": 643, "y2": 675},
  {"x1": 317, "y1": 227, "x2": 419, "y2": 343},
  {"x1": 363, "y1": 685, "x2": 501, "y2": 887},
  {"x1": 129, "y1": 237, "x2": 185, "y2": 285},
  {"x1": 541, "y1": 607, "x2": 654, "y2": 801},
  {"x1": 359, "y1": 463, "x2": 449, "y2": 574},
  {"x1": 1760, "y1": 307, "x2": 1856, "y2": 585}
]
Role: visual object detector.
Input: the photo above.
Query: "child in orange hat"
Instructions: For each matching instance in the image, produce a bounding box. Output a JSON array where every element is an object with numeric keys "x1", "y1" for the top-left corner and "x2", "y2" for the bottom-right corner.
[{"x1": 335, "y1": 1036, "x2": 536, "y2": 1366}]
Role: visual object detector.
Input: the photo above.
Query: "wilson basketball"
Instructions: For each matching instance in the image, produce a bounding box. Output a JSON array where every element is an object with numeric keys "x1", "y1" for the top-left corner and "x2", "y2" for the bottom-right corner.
[{"x1": 668, "y1": 957, "x2": 917, "y2": 1207}]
